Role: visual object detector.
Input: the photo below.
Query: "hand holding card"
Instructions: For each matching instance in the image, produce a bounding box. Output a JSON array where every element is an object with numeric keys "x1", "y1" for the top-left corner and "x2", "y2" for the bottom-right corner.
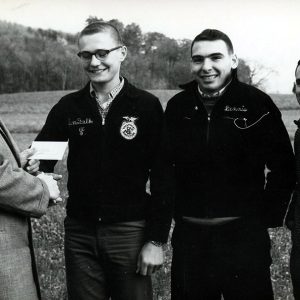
[{"x1": 29, "y1": 141, "x2": 68, "y2": 160}]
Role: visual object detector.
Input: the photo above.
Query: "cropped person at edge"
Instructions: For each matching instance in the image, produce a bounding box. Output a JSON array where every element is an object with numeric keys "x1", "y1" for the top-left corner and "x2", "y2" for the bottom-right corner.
[
  {"x1": 288, "y1": 59, "x2": 300, "y2": 300},
  {"x1": 0, "y1": 121, "x2": 61, "y2": 299}
]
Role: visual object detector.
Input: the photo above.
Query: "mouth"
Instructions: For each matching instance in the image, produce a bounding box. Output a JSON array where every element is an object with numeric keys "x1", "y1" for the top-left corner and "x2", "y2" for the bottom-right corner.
[
  {"x1": 88, "y1": 68, "x2": 108, "y2": 74},
  {"x1": 200, "y1": 74, "x2": 218, "y2": 81}
]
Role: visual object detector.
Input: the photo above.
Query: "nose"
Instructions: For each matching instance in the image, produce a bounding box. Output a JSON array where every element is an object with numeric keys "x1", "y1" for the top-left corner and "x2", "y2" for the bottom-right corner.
[
  {"x1": 90, "y1": 54, "x2": 101, "y2": 66},
  {"x1": 202, "y1": 58, "x2": 212, "y2": 71}
]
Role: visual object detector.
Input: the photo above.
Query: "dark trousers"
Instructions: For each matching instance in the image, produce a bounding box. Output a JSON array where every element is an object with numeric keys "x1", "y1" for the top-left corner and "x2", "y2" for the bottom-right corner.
[
  {"x1": 171, "y1": 218, "x2": 274, "y2": 300},
  {"x1": 291, "y1": 200, "x2": 300, "y2": 300},
  {"x1": 64, "y1": 217, "x2": 152, "y2": 300}
]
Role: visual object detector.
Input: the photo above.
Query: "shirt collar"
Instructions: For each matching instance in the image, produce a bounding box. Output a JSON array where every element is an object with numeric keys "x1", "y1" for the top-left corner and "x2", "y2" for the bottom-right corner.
[
  {"x1": 90, "y1": 77, "x2": 124, "y2": 101},
  {"x1": 197, "y1": 79, "x2": 232, "y2": 99}
]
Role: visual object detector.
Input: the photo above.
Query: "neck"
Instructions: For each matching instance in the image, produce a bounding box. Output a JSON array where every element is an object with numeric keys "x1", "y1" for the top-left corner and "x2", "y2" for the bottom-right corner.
[{"x1": 199, "y1": 77, "x2": 232, "y2": 97}]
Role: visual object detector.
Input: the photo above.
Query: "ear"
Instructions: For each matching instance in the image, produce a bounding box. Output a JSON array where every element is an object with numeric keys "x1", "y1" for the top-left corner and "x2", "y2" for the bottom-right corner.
[
  {"x1": 120, "y1": 46, "x2": 127, "y2": 62},
  {"x1": 231, "y1": 54, "x2": 238, "y2": 70}
]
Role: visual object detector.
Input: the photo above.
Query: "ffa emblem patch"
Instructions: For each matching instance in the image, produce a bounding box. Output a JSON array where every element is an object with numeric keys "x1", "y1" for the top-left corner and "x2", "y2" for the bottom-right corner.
[{"x1": 120, "y1": 116, "x2": 138, "y2": 140}]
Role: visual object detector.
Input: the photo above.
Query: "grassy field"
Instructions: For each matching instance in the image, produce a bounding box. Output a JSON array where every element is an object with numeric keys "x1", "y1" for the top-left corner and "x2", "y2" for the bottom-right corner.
[{"x1": 0, "y1": 90, "x2": 299, "y2": 300}]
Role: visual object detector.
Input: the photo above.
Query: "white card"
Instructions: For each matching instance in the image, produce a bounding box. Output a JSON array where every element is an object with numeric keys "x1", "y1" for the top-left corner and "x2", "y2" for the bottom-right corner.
[{"x1": 29, "y1": 141, "x2": 68, "y2": 160}]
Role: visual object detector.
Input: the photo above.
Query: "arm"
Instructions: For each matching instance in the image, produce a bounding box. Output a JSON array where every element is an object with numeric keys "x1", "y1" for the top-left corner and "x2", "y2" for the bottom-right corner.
[
  {"x1": 0, "y1": 153, "x2": 50, "y2": 218},
  {"x1": 285, "y1": 126, "x2": 300, "y2": 229},
  {"x1": 263, "y1": 101, "x2": 296, "y2": 227},
  {"x1": 137, "y1": 99, "x2": 175, "y2": 276},
  {"x1": 35, "y1": 101, "x2": 68, "y2": 172}
]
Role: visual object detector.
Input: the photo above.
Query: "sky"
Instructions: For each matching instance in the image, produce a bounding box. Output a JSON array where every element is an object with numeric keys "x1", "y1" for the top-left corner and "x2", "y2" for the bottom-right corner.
[{"x1": 1, "y1": 0, "x2": 300, "y2": 94}]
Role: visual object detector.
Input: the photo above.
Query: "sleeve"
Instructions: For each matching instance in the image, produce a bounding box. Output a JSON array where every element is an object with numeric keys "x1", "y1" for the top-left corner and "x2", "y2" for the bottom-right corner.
[
  {"x1": 285, "y1": 128, "x2": 300, "y2": 229},
  {"x1": 0, "y1": 153, "x2": 50, "y2": 218},
  {"x1": 263, "y1": 99, "x2": 296, "y2": 228},
  {"x1": 144, "y1": 98, "x2": 175, "y2": 243},
  {"x1": 35, "y1": 101, "x2": 69, "y2": 172}
]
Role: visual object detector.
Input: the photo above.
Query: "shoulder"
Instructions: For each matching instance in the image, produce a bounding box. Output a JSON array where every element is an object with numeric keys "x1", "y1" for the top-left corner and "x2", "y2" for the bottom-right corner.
[
  {"x1": 127, "y1": 83, "x2": 159, "y2": 102},
  {"x1": 169, "y1": 88, "x2": 189, "y2": 102},
  {"x1": 235, "y1": 81, "x2": 270, "y2": 100},
  {"x1": 57, "y1": 86, "x2": 88, "y2": 106},
  {"x1": 165, "y1": 82, "x2": 196, "y2": 113},
  {"x1": 125, "y1": 82, "x2": 163, "y2": 113},
  {"x1": 48, "y1": 85, "x2": 89, "y2": 115},
  {"x1": 234, "y1": 81, "x2": 280, "y2": 115}
]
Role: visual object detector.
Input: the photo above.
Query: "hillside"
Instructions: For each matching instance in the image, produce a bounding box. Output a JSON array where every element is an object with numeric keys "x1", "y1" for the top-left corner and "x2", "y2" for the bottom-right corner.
[{"x1": 0, "y1": 18, "x2": 268, "y2": 93}]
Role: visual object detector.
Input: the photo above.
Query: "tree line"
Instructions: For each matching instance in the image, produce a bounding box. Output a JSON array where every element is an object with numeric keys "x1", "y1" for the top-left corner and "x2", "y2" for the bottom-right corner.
[{"x1": 0, "y1": 18, "x2": 259, "y2": 94}]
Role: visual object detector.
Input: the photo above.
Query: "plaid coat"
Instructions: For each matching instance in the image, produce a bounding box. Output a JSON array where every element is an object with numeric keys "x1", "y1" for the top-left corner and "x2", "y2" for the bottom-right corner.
[{"x1": 0, "y1": 119, "x2": 50, "y2": 300}]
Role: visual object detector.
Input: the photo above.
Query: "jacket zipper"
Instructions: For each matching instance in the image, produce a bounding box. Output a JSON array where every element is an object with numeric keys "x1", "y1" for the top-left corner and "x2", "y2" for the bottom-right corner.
[
  {"x1": 194, "y1": 104, "x2": 211, "y2": 144},
  {"x1": 206, "y1": 115, "x2": 210, "y2": 144}
]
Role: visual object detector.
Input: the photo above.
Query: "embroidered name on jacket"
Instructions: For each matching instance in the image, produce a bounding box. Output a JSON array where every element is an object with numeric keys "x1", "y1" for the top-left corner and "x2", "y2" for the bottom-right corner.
[
  {"x1": 224, "y1": 105, "x2": 248, "y2": 112},
  {"x1": 68, "y1": 118, "x2": 94, "y2": 126},
  {"x1": 120, "y1": 116, "x2": 138, "y2": 140}
]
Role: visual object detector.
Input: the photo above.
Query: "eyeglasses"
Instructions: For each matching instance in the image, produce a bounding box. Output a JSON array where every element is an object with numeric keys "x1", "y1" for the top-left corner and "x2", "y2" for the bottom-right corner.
[{"x1": 77, "y1": 46, "x2": 123, "y2": 61}]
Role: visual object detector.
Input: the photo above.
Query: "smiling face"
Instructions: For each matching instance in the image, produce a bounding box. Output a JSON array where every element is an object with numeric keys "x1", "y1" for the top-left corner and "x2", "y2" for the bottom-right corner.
[
  {"x1": 78, "y1": 31, "x2": 127, "y2": 91},
  {"x1": 191, "y1": 40, "x2": 238, "y2": 93},
  {"x1": 295, "y1": 65, "x2": 300, "y2": 105}
]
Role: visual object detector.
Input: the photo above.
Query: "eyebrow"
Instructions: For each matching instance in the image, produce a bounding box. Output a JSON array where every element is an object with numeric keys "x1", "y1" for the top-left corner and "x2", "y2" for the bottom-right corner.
[{"x1": 191, "y1": 52, "x2": 225, "y2": 58}]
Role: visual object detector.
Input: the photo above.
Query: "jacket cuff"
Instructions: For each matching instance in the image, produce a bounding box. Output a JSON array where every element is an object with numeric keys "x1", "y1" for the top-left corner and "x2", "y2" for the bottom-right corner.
[
  {"x1": 263, "y1": 189, "x2": 292, "y2": 228},
  {"x1": 35, "y1": 178, "x2": 51, "y2": 217},
  {"x1": 144, "y1": 219, "x2": 172, "y2": 244}
]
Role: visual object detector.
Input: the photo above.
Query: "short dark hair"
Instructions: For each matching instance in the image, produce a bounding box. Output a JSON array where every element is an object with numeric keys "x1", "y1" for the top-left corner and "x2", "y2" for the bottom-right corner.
[
  {"x1": 295, "y1": 60, "x2": 300, "y2": 75},
  {"x1": 78, "y1": 21, "x2": 123, "y2": 45},
  {"x1": 191, "y1": 29, "x2": 234, "y2": 56}
]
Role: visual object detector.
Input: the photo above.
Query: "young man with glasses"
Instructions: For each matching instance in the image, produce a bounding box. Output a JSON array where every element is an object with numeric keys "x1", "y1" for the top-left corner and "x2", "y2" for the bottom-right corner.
[
  {"x1": 165, "y1": 29, "x2": 295, "y2": 299},
  {"x1": 35, "y1": 21, "x2": 171, "y2": 300},
  {"x1": 289, "y1": 60, "x2": 300, "y2": 300}
]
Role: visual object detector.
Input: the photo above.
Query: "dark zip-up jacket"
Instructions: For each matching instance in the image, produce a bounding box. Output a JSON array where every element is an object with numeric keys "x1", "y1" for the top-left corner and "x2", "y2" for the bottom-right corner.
[
  {"x1": 165, "y1": 77, "x2": 296, "y2": 228},
  {"x1": 287, "y1": 119, "x2": 300, "y2": 245},
  {"x1": 36, "y1": 79, "x2": 172, "y2": 243}
]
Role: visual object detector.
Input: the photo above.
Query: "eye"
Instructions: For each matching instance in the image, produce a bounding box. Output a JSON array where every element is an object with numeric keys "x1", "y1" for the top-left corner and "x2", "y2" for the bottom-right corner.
[
  {"x1": 211, "y1": 55, "x2": 223, "y2": 61},
  {"x1": 96, "y1": 49, "x2": 109, "y2": 58},
  {"x1": 191, "y1": 56, "x2": 203, "y2": 64},
  {"x1": 79, "y1": 51, "x2": 93, "y2": 59}
]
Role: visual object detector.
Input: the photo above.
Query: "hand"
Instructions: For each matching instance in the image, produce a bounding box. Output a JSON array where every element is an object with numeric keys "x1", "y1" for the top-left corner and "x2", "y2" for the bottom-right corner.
[
  {"x1": 38, "y1": 172, "x2": 63, "y2": 206},
  {"x1": 37, "y1": 172, "x2": 61, "y2": 201},
  {"x1": 45, "y1": 173, "x2": 63, "y2": 181},
  {"x1": 20, "y1": 148, "x2": 40, "y2": 174},
  {"x1": 136, "y1": 242, "x2": 164, "y2": 276},
  {"x1": 48, "y1": 197, "x2": 63, "y2": 207}
]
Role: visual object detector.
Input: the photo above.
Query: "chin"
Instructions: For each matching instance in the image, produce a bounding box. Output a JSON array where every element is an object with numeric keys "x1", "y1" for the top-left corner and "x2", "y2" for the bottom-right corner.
[
  {"x1": 201, "y1": 83, "x2": 220, "y2": 93},
  {"x1": 90, "y1": 76, "x2": 109, "y2": 83}
]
